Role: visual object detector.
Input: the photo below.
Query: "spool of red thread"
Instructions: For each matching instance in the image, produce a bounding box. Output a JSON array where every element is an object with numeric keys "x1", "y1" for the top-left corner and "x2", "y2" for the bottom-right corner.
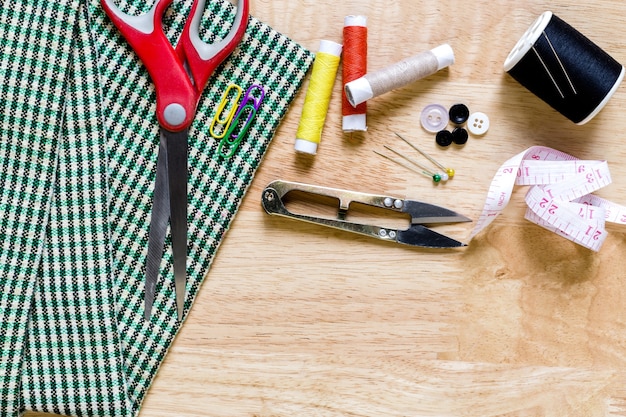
[{"x1": 342, "y1": 15, "x2": 368, "y2": 132}]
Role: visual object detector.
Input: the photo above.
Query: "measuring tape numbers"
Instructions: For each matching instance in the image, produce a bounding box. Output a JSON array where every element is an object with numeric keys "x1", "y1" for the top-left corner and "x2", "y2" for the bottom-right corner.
[{"x1": 470, "y1": 146, "x2": 626, "y2": 251}]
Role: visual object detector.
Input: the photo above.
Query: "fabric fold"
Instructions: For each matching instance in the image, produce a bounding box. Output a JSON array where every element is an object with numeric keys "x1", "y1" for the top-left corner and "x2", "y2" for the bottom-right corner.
[
  {"x1": 1, "y1": 0, "x2": 313, "y2": 416},
  {"x1": 20, "y1": 3, "x2": 131, "y2": 415},
  {"x1": 0, "y1": 0, "x2": 82, "y2": 414}
]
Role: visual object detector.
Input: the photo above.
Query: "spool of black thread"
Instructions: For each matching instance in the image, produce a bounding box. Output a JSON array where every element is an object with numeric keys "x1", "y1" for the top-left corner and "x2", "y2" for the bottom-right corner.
[{"x1": 504, "y1": 11, "x2": 624, "y2": 124}]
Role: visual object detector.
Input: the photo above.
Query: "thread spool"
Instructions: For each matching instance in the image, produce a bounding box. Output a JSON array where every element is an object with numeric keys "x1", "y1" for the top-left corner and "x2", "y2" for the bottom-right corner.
[
  {"x1": 504, "y1": 11, "x2": 624, "y2": 125},
  {"x1": 294, "y1": 40, "x2": 343, "y2": 155},
  {"x1": 342, "y1": 15, "x2": 368, "y2": 132},
  {"x1": 344, "y1": 44, "x2": 455, "y2": 107}
]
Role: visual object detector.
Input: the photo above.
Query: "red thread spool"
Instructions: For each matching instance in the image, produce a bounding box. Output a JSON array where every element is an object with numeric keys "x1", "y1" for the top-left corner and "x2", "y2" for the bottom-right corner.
[{"x1": 342, "y1": 15, "x2": 368, "y2": 132}]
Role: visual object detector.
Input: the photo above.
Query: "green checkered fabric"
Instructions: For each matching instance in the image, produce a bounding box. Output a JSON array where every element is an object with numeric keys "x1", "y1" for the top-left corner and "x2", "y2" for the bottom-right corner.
[{"x1": 0, "y1": 0, "x2": 314, "y2": 415}]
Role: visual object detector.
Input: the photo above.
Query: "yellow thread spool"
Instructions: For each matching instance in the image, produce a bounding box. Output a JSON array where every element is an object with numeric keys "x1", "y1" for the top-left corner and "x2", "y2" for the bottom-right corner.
[{"x1": 294, "y1": 40, "x2": 342, "y2": 155}]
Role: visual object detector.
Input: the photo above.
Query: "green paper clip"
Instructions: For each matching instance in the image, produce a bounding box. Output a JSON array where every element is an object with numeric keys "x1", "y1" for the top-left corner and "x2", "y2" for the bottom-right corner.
[{"x1": 217, "y1": 102, "x2": 257, "y2": 158}]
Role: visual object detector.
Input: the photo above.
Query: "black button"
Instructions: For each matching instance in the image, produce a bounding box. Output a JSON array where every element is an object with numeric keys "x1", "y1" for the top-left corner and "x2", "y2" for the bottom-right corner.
[
  {"x1": 452, "y1": 127, "x2": 468, "y2": 145},
  {"x1": 449, "y1": 103, "x2": 470, "y2": 125},
  {"x1": 435, "y1": 129, "x2": 453, "y2": 147}
]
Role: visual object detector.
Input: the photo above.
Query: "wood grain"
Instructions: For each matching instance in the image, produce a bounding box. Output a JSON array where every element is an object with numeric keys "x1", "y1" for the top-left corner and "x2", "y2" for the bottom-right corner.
[{"x1": 26, "y1": 0, "x2": 626, "y2": 416}]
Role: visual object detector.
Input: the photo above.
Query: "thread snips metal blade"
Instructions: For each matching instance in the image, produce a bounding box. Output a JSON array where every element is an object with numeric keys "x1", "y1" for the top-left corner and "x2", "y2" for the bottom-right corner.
[{"x1": 261, "y1": 180, "x2": 471, "y2": 248}]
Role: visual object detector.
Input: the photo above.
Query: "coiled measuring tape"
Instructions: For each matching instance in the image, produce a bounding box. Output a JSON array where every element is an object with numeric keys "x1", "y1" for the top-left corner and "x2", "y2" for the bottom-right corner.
[{"x1": 470, "y1": 146, "x2": 626, "y2": 251}]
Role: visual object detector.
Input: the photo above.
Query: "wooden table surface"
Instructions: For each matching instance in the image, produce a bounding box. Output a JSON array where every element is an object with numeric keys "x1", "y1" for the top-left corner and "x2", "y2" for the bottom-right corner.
[{"x1": 30, "y1": 0, "x2": 626, "y2": 416}]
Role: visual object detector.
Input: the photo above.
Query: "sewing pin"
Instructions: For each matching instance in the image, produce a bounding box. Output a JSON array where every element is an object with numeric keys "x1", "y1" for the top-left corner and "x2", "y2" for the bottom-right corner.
[
  {"x1": 531, "y1": 45, "x2": 564, "y2": 98},
  {"x1": 542, "y1": 31, "x2": 577, "y2": 95},
  {"x1": 394, "y1": 132, "x2": 455, "y2": 179},
  {"x1": 373, "y1": 150, "x2": 442, "y2": 183},
  {"x1": 375, "y1": 146, "x2": 445, "y2": 183}
]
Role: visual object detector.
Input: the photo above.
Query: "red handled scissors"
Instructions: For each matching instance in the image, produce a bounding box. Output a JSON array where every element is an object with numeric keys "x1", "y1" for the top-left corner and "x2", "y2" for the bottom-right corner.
[{"x1": 101, "y1": 0, "x2": 249, "y2": 320}]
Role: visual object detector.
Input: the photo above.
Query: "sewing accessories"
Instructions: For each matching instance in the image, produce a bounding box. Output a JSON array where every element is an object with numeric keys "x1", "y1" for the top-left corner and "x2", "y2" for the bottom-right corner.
[
  {"x1": 435, "y1": 129, "x2": 454, "y2": 147},
  {"x1": 262, "y1": 180, "x2": 471, "y2": 248},
  {"x1": 396, "y1": 132, "x2": 456, "y2": 179},
  {"x1": 421, "y1": 103, "x2": 489, "y2": 145},
  {"x1": 344, "y1": 44, "x2": 455, "y2": 107},
  {"x1": 210, "y1": 83, "x2": 243, "y2": 139},
  {"x1": 342, "y1": 15, "x2": 368, "y2": 132},
  {"x1": 448, "y1": 103, "x2": 470, "y2": 125},
  {"x1": 101, "y1": 0, "x2": 250, "y2": 320},
  {"x1": 212, "y1": 83, "x2": 265, "y2": 158},
  {"x1": 467, "y1": 112, "x2": 489, "y2": 135},
  {"x1": 294, "y1": 40, "x2": 343, "y2": 155},
  {"x1": 374, "y1": 147, "x2": 445, "y2": 183},
  {"x1": 420, "y1": 104, "x2": 449, "y2": 133},
  {"x1": 504, "y1": 11, "x2": 624, "y2": 124},
  {"x1": 375, "y1": 133, "x2": 455, "y2": 183},
  {"x1": 470, "y1": 146, "x2": 626, "y2": 251}
]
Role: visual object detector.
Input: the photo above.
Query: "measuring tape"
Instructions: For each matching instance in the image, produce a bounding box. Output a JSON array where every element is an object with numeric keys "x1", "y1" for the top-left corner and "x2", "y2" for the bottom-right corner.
[{"x1": 470, "y1": 146, "x2": 626, "y2": 251}]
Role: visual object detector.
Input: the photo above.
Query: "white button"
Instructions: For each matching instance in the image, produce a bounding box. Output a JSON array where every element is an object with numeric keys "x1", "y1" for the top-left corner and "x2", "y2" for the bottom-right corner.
[
  {"x1": 467, "y1": 112, "x2": 490, "y2": 135},
  {"x1": 420, "y1": 104, "x2": 449, "y2": 133}
]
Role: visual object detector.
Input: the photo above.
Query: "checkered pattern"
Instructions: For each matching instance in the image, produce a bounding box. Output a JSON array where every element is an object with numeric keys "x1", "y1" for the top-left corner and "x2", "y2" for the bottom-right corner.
[{"x1": 0, "y1": 0, "x2": 314, "y2": 416}]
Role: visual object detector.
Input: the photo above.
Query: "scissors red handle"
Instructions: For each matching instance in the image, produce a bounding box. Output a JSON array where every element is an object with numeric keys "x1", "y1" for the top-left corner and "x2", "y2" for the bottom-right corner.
[{"x1": 102, "y1": 0, "x2": 249, "y2": 132}]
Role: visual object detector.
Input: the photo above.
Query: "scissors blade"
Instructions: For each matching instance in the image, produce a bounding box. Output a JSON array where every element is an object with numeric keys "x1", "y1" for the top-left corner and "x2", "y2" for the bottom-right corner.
[
  {"x1": 145, "y1": 132, "x2": 171, "y2": 320},
  {"x1": 164, "y1": 128, "x2": 188, "y2": 321},
  {"x1": 401, "y1": 200, "x2": 472, "y2": 224},
  {"x1": 396, "y1": 225, "x2": 467, "y2": 248},
  {"x1": 398, "y1": 200, "x2": 470, "y2": 248}
]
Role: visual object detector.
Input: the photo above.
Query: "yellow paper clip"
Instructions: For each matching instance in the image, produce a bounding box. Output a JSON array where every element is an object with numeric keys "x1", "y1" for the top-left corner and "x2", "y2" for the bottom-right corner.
[
  {"x1": 217, "y1": 84, "x2": 265, "y2": 158},
  {"x1": 209, "y1": 83, "x2": 243, "y2": 139}
]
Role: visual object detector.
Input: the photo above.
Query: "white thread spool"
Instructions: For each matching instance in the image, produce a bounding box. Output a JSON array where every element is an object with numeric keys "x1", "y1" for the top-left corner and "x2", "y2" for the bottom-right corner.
[{"x1": 344, "y1": 44, "x2": 455, "y2": 107}]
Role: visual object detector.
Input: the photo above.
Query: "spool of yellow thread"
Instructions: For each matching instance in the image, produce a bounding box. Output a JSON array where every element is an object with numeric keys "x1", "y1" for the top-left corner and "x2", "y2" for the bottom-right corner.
[{"x1": 294, "y1": 40, "x2": 343, "y2": 155}]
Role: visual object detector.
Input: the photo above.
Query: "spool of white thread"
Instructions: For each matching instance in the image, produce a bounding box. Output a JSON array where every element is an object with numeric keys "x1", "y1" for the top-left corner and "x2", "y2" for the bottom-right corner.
[{"x1": 344, "y1": 44, "x2": 455, "y2": 107}]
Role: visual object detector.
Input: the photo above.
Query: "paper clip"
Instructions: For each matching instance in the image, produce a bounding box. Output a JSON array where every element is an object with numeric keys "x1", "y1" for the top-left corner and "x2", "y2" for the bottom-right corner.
[
  {"x1": 217, "y1": 103, "x2": 257, "y2": 158},
  {"x1": 217, "y1": 84, "x2": 265, "y2": 158},
  {"x1": 239, "y1": 84, "x2": 265, "y2": 113},
  {"x1": 210, "y1": 83, "x2": 243, "y2": 139}
]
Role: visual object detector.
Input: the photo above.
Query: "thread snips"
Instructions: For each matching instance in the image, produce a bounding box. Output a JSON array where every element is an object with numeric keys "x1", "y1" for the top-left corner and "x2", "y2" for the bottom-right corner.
[{"x1": 261, "y1": 180, "x2": 471, "y2": 248}]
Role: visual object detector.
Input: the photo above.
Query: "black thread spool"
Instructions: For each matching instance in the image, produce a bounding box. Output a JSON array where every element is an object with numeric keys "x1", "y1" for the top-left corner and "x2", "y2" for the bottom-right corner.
[{"x1": 504, "y1": 11, "x2": 624, "y2": 124}]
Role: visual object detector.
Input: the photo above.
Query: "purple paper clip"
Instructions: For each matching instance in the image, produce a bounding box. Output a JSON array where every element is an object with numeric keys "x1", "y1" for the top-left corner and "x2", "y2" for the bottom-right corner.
[{"x1": 231, "y1": 84, "x2": 265, "y2": 133}]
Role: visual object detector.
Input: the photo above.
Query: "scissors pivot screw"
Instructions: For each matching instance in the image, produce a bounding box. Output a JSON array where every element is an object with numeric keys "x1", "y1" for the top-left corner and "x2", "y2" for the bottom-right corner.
[{"x1": 164, "y1": 103, "x2": 187, "y2": 126}]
